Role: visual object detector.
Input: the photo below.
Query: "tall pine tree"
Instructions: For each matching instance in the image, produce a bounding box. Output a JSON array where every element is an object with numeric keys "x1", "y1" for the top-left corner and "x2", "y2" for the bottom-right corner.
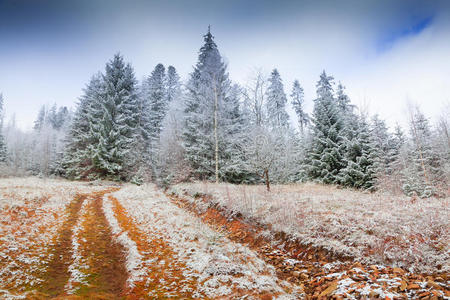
[
  {"x1": 266, "y1": 69, "x2": 289, "y2": 128},
  {"x1": 63, "y1": 74, "x2": 104, "y2": 179},
  {"x1": 290, "y1": 80, "x2": 309, "y2": 134},
  {"x1": 90, "y1": 53, "x2": 140, "y2": 180},
  {"x1": 306, "y1": 71, "x2": 346, "y2": 184},
  {"x1": 182, "y1": 28, "x2": 246, "y2": 182}
]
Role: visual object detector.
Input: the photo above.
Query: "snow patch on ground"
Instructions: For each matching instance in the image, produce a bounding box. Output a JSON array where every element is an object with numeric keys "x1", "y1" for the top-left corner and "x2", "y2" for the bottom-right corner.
[
  {"x1": 65, "y1": 198, "x2": 90, "y2": 292},
  {"x1": 102, "y1": 195, "x2": 145, "y2": 287}
]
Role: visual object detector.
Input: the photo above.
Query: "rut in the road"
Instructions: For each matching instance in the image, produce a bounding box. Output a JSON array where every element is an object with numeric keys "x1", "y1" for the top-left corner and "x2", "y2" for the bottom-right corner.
[
  {"x1": 37, "y1": 188, "x2": 127, "y2": 299},
  {"x1": 70, "y1": 189, "x2": 127, "y2": 298},
  {"x1": 37, "y1": 193, "x2": 87, "y2": 297}
]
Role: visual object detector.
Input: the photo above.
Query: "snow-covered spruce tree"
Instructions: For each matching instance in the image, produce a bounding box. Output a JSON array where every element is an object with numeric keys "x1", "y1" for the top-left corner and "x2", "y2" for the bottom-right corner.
[
  {"x1": 336, "y1": 82, "x2": 355, "y2": 114},
  {"x1": 332, "y1": 83, "x2": 376, "y2": 189},
  {"x1": 158, "y1": 66, "x2": 187, "y2": 185},
  {"x1": 63, "y1": 73, "x2": 104, "y2": 179},
  {"x1": 338, "y1": 114, "x2": 376, "y2": 189},
  {"x1": 369, "y1": 115, "x2": 392, "y2": 176},
  {"x1": 219, "y1": 84, "x2": 254, "y2": 183},
  {"x1": 31, "y1": 103, "x2": 71, "y2": 176},
  {"x1": 402, "y1": 107, "x2": 445, "y2": 197},
  {"x1": 266, "y1": 69, "x2": 289, "y2": 129},
  {"x1": 166, "y1": 66, "x2": 181, "y2": 104},
  {"x1": 386, "y1": 124, "x2": 408, "y2": 193},
  {"x1": 290, "y1": 80, "x2": 309, "y2": 134},
  {"x1": 182, "y1": 28, "x2": 248, "y2": 182},
  {"x1": 0, "y1": 94, "x2": 7, "y2": 163},
  {"x1": 146, "y1": 64, "x2": 167, "y2": 147},
  {"x1": 306, "y1": 71, "x2": 346, "y2": 184},
  {"x1": 90, "y1": 53, "x2": 141, "y2": 181}
]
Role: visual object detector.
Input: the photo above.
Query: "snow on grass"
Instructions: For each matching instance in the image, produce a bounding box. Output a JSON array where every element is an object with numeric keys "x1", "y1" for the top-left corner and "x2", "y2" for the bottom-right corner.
[
  {"x1": 170, "y1": 182, "x2": 449, "y2": 273},
  {"x1": 0, "y1": 177, "x2": 106, "y2": 297},
  {"x1": 102, "y1": 195, "x2": 144, "y2": 287},
  {"x1": 65, "y1": 197, "x2": 91, "y2": 292},
  {"x1": 111, "y1": 184, "x2": 302, "y2": 298}
]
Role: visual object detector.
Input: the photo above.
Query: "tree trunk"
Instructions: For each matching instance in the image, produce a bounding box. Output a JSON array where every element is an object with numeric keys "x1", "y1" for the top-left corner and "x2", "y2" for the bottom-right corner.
[
  {"x1": 213, "y1": 79, "x2": 219, "y2": 184},
  {"x1": 264, "y1": 169, "x2": 270, "y2": 192}
]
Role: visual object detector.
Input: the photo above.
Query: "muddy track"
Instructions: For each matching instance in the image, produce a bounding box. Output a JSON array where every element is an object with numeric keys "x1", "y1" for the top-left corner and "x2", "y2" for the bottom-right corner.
[
  {"x1": 74, "y1": 190, "x2": 128, "y2": 298},
  {"x1": 38, "y1": 193, "x2": 88, "y2": 297},
  {"x1": 107, "y1": 195, "x2": 199, "y2": 298},
  {"x1": 37, "y1": 188, "x2": 127, "y2": 299}
]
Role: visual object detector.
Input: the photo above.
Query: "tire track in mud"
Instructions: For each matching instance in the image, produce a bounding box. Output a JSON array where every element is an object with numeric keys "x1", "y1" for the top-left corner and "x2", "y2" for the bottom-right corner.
[
  {"x1": 72, "y1": 189, "x2": 128, "y2": 298},
  {"x1": 37, "y1": 193, "x2": 88, "y2": 297},
  {"x1": 106, "y1": 194, "x2": 199, "y2": 298},
  {"x1": 37, "y1": 188, "x2": 127, "y2": 299}
]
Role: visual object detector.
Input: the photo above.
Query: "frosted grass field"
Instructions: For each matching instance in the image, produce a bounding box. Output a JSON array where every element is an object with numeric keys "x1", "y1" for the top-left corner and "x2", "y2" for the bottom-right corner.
[{"x1": 171, "y1": 182, "x2": 450, "y2": 273}]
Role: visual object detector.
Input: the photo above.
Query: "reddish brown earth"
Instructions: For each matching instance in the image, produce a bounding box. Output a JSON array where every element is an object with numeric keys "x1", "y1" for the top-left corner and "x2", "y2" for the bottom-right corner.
[
  {"x1": 167, "y1": 192, "x2": 450, "y2": 299},
  {"x1": 34, "y1": 188, "x2": 127, "y2": 300}
]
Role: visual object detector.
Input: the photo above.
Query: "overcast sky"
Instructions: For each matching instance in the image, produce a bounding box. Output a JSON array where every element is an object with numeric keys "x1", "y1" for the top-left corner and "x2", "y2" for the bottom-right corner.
[{"x1": 1, "y1": 0, "x2": 449, "y2": 130}]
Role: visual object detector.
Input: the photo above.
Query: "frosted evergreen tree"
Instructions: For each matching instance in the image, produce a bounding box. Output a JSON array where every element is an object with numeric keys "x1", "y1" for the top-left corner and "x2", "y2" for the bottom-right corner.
[
  {"x1": 306, "y1": 71, "x2": 346, "y2": 184},
  {"x1": 403, "y1": 108, "x2": 445, "y2": 197},
  {"x1": 290, "y1": 80, "x2": 309, "y2": 134},
  {"x1": 332, "y1": 83, "x2": 376, "y2": 189},
  {"x1": 182, "y1": 28, "x2": 246, "y2": 182},
  {"x1": 90, "y1": 53, "x2": 140, "y2": 180},
  {"x1": 165, "y1": 66, "x2": 181, "y2": 104},
  {"x1": 33, "y1": 105, "x2": 47, "y2": 131},
  {"x1": 145, "y1": 64, "x2": 167, "y2": 145},
  {"x1": 54, "y1": 106, "x2": 71, "y2": 130},
  {"x1": 63, "y1": 73, "x2": 104, "y2": 178},
  {"x1": 140, "y1": 63, "x2": 169, "y2": 180},
  {"x1": 266, "y1": 69, "x2": 289, "y2": 128},
  {"x1": 219, "y1": 84, "x2": 252, "y2": 183},
  {"x1": 338, "y1": 114, "x2": 376, "y2": 189},
  {"x1": 0, "y1": 94, "x2": 7, "y2": 162},
  {"x1": 369, "y1": 115, "x2": 396, "y2": 179},
  {"x1": 336, "y1": 82, "x2": 354, "y2": 114}
]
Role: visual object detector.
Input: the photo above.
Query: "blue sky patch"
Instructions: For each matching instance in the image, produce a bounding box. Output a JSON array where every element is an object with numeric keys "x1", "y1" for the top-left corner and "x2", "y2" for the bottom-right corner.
[{"x1": 376, "y1": 15, "x2": 433, "y2": 53}]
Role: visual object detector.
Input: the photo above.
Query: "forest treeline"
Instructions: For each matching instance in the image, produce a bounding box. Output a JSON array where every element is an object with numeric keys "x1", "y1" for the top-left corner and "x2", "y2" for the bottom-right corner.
[{"x1": 1, "y1": 29, "x2": 449, "y2": 197}]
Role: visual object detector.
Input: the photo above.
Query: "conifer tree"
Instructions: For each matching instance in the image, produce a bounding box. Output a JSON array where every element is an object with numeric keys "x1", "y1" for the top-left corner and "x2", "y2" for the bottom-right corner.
[
  {"x1": 403, "y1": 108, "x2": 444, "y2": 197},
  {"x1": 182, "y1": 28, "x2": 246, "y2": 182},
  {"x1": 34, "y1": 105, "x2": 47, "y2": 131},
  {"x1": 306, "y1": 71, "x2": 346, "y2": 184},
  {"x1": 266, "y1": 69, "x2": 289, "y2": 128},
  {"x1": 165, "y1": 65, "x2": 181, "y2": 104},
  {"x1": 338, "y1": 115, "x2": 376, "y2": 189},
  {"x1": 90, "y1": 54, "x2": 140, "y2": 180},
  {"x1": 336, "y1": 82, "x2": 354, "y2": 114},
  {"x1": 290, "y1": 80, "x2": 309, "y2": 134},
  {"x1": 146, "y1": 64, "x2": 167, "y2": 144},
  {"x1": 63, "y1": 73, "x2": 104, "y2": 178},
  {"x1": 370, "y1": 115, "x2": 395, "y2": 178},
  {"x1": 0, "y1": 94, "x2": 7, "y2": 162}
]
